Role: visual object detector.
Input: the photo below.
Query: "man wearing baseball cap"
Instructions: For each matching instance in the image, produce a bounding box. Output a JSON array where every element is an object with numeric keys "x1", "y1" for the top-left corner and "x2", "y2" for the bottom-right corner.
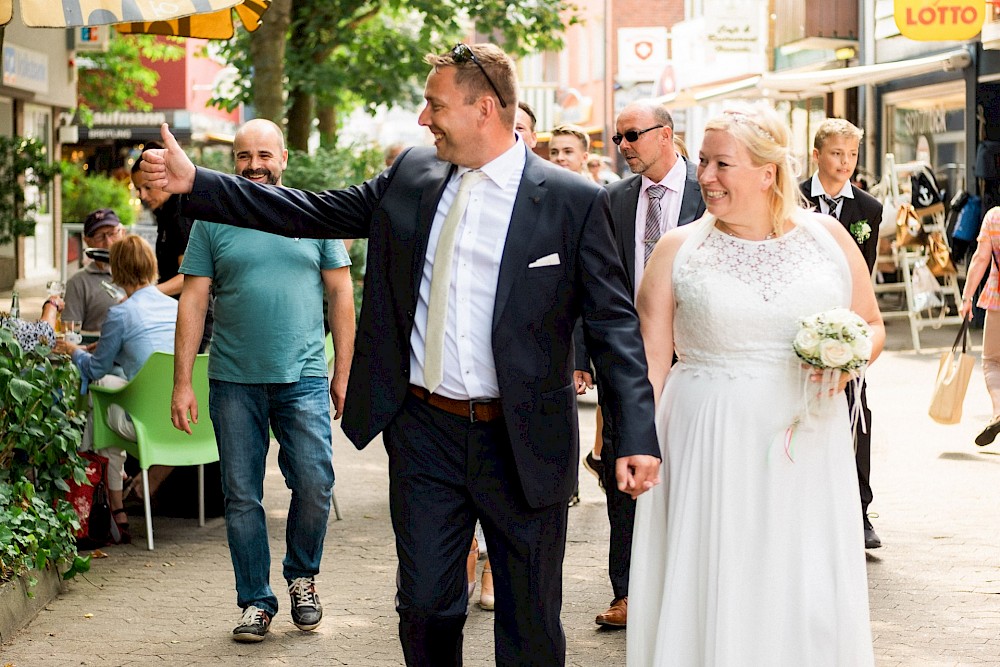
[{"x1": 64, "y1": 208, "x2": 126, "y2": 333}]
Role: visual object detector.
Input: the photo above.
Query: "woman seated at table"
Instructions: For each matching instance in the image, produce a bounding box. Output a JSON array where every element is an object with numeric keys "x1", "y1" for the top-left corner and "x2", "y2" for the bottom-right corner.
[
  {"x1": 57, "y1": 235, "x2": 178, "y2": 540},
  {"x1": 2, "y1": 296, "x2": 63, "y2": 350}
]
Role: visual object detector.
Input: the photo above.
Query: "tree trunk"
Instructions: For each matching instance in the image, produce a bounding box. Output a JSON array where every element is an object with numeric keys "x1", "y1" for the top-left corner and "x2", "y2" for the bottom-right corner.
[
  {"x1": 287, "y1": 89, "x2": 315, "y2": 152},
  {"x1": 249, "y1": 0, "x2": 293, "y2": 125},
  {"x1": 317, "y1": 104, "x2": 337, "y2": 149}
]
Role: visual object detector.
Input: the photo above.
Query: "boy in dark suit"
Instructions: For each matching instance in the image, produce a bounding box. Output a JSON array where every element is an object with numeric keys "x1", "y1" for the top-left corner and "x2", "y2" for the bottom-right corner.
[{"x1": 800, "y1": 118, "x2": 884, "y2": 549}]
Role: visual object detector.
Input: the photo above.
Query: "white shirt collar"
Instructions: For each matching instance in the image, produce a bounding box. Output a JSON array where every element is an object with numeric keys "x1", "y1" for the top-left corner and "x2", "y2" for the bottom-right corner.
[
  {"x1": 810, "y1": 172, "x2": 854, "y2": 199},
  {"x1": 641, "y1": 153, "x2": 686, "y2": 194},
  {"x1": 456, "y1": 137, "x2": 526, "y2": 192}
]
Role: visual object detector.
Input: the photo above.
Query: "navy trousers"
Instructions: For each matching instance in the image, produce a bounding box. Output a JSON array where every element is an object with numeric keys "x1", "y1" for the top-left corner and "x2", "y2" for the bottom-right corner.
[{"x1": 384, "y1": 394, "x2": 569, "y2": 667}]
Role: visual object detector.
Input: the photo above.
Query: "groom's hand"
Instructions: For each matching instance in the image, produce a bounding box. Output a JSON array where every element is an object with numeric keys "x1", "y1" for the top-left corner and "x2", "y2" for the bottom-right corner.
[
  {"x1": 616, "y1": 455, "x2": 661, "y2": 499},
  {"x1": 140, "y1": 123, "x2": 196, "y2": 194}
]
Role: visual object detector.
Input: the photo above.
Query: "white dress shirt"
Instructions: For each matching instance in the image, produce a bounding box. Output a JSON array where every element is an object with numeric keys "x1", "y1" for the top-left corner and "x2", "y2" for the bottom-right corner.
[
  {"x1": 633, "y1": 154, "x2": 686, "y2": 299},
  {"x1": 809, "y1": 172, "x2": 854, "y2": 218},
  {"x1": 409, "y1": 138, "x2": 527, "y2": 399}
]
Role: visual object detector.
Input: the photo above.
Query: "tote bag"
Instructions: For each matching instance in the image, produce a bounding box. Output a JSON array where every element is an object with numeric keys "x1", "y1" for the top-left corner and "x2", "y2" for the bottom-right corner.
[{"x1": 929, "y1": 319, "x2": 975, "y2": 425}]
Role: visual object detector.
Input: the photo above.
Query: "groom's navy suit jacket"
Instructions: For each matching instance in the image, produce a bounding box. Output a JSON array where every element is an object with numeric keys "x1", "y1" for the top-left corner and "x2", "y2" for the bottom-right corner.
[{"x1": 183, "y1": 146, "x2": 659, "y2": 508}]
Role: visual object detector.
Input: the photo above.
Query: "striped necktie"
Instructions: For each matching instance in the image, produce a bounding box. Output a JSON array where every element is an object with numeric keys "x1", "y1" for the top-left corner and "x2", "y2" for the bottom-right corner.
[
  {"x1": 644, "y1": 185, "x2": 667, "y2": 266},
  {"x1": 822, "y1": 195, "x2": 843, "y2": 220}
]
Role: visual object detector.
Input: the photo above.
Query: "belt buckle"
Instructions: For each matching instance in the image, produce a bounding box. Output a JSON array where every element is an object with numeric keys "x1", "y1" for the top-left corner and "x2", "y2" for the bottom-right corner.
[{"x1": 468, "y1": 398, "x2": 490, "y2": 423}]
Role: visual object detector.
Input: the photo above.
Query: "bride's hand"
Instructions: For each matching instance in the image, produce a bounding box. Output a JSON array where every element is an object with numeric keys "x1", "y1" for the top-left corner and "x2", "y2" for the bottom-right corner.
[
  {"x1": 616, "y1": 455, "x2": 661, "y2": 499},
  {"x1": 807, "y1": 367, "x2": 856, "y2": 395}
]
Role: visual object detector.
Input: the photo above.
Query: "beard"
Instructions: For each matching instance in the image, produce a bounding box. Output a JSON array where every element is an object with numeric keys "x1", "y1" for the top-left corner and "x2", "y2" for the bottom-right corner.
[{"x1": 241, "y1": 168, "x2": 279, "y2": 185}]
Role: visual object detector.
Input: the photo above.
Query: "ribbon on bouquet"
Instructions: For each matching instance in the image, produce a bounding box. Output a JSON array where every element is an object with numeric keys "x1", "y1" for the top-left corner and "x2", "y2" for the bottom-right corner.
[{"x1": 778, "y1": 366, "x2": 867, "y2": 463}]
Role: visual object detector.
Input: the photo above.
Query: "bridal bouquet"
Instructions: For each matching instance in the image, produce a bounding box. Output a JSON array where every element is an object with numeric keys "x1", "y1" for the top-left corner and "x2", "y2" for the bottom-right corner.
[
  {"x1": 793, "y1": 308, "x2": 872, "y2": 372},
  {"x1": 780, "y1": 308, "x2": 872, "y2": 462}
]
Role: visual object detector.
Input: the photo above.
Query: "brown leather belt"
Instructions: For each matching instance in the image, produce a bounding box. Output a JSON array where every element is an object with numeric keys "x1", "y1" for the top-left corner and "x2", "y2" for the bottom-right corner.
[{"x1": 408, "y1": 385, "x2": 503, "y2": 423}]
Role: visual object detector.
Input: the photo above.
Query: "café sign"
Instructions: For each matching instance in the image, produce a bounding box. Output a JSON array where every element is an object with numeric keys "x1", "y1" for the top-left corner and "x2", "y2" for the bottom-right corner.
[{"x1": 894, "y1": 0, "x2": 986, "y2": 41}]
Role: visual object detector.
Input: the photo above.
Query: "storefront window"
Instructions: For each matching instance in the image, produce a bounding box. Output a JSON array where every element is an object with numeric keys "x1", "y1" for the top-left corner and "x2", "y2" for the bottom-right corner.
[{"x1": 885, "y1": 81, "x2": 967, "y2": 197}]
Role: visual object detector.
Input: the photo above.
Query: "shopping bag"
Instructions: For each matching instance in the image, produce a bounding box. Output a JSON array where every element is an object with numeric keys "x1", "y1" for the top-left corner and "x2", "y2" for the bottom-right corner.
[
  {"x1": 895, "y1": 203, "x2": 926, "y2": 248},
  {"x1": 926, "y1": 231, "x2": 957, "y2": 277},
  {"x1": 911, "y1": 260, "x2": 944, "y2": 312},
  {"x1": 929, "y1": 319, "x2": 975, "y2": 425},
  {"x1": 65, "y1": 451, "x2": 121, "y2": 548},
  {"x1": 911, "y1": 169, "x2": 945, "y2": 217},
  {"x1": 952, "y1": 194, "x2": 982, "y2": 242}
]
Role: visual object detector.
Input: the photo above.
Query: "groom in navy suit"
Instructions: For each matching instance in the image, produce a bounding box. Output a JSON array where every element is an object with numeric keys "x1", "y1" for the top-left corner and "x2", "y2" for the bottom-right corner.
[
  {"x1": 799, "y1": 118, "x2": 884, "y2": 550},
  {"x1": 143, "y1": 43, "x2": 660, "y2": 667}
]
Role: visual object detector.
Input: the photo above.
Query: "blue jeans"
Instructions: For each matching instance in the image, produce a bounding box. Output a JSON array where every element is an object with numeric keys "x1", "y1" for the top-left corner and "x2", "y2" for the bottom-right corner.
[{"x1": 209, "y1": 377, "x2": 334, "y2": 616}]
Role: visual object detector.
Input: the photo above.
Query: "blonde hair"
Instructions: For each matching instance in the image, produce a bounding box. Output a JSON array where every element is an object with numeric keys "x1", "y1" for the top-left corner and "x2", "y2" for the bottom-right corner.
[
  {"x1": 551, "y1": 124, "x2": 590, "y2": 151},
  {"x1": 704, "y1": 102, "x2": 801, "y2": 233},
  {"x1": 109, "y1": 235, "x2": 158, "y2": 289},
  {"x1": 813, "y1": 118, "x2": 864, "y2": 150}
]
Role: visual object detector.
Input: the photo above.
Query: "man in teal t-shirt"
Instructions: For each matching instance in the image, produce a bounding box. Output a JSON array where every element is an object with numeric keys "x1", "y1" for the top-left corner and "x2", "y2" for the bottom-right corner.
[{"x1": 170, "y1": 119, "x2": 354, "y2": 644}]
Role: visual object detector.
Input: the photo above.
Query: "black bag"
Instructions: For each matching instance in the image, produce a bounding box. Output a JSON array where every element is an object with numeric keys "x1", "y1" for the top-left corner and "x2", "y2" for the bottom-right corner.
[{"x1": 911, "y1": 169, "x2": 944, "y2": 216}]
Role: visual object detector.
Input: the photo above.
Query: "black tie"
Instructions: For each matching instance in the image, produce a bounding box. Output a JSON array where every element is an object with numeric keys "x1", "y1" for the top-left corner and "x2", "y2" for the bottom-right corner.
[{"x1": 822, "y1": 195, "x2": 843, "y2": 220}]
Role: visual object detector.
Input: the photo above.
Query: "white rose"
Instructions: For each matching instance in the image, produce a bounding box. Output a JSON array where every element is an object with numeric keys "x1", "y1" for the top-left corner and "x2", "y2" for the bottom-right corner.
[
  {"x1": 819, "y1": 338, "x2": 855, "y2": 368},
  {"x1": 851, "y1": 335, "x2": 873, "y2": 361},
  {"x1": 794, "y1": 328, "x2": 822, "y2": 357}
]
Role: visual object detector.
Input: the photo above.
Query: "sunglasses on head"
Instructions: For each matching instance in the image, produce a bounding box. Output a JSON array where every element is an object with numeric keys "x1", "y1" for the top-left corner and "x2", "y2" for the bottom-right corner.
[
  {"x1": 450, "y1": 43, "x2": 508, "y2": 108},
  {"x1": 612, "y1": 125, "x2": 664, "y2": 146}
]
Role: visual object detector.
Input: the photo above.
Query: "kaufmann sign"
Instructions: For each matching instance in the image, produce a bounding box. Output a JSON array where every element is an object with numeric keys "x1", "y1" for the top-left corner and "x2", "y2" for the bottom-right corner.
[{"x1": 2, "y1": 43, "x2": 49, "y2": 94}]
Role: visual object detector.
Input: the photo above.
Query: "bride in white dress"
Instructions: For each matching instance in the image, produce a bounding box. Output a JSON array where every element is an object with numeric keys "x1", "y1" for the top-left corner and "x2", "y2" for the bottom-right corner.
[{"x1": 627, "y1": 103, "x2": 884, "y2": 666}]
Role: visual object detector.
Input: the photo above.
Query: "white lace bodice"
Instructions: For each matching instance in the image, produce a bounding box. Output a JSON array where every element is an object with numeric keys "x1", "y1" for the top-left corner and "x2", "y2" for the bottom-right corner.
[{"x1": 672, "y1": 215, "x2": 850, "y2": 375}]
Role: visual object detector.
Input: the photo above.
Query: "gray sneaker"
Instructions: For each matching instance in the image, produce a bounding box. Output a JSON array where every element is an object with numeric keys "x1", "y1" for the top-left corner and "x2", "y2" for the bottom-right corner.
[
  {"x1": 288, "y1": 576, "x2": 323, "y2": 631},
  {"x1": 233, "y1": 605, "x2": 271, "y2": 643}
]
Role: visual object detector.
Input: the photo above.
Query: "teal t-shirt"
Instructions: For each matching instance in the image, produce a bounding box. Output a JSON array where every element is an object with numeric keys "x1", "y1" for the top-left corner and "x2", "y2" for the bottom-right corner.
[{"x1": 180, "y1": 221, "x2": 350, "y2": 383}]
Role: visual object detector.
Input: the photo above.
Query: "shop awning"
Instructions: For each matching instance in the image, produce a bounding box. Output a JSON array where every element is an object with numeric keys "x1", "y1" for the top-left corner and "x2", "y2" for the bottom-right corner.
[
  {"x1": 757, "y1": 48, "x2": 971, "y2": 100},
  {"x1": 657, "y1": 48, "x2": 972, "y2": 108},
  {"x1": 0, "y1": 0, "x2": 241, "y2": 27}
]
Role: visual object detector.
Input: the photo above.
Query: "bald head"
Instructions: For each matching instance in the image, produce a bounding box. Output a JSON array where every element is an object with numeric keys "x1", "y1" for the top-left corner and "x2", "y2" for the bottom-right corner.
[
  {"x1": 615, "y1": 101, "x2": 677, "y2": 182},
  {"x1": 233, "y1": 119, "x2": 288, "y2": 186}
]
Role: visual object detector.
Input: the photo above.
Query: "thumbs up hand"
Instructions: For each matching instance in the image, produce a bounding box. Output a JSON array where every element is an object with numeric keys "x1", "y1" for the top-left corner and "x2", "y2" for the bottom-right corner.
[{"x1": 139, "y1": 123, "x2": 196, "y2": 194}]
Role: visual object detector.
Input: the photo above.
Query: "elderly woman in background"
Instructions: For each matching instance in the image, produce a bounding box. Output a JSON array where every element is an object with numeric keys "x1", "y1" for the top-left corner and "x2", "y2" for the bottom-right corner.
[
  {"x1": 57, "y1": 235, "x2": 178, "y2": 542},
  {"x1": 1, "y1": 296, "x2": 63, "y2": 350},
  {"x1": 628, "y1": 102, "x2": 883, "y2": 665},
  {"x1": 959, "y1": 206, "x2": 1000, "y2": 446}
]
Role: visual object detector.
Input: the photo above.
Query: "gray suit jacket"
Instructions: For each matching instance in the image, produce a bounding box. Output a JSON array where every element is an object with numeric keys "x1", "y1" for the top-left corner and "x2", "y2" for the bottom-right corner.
[{"x1": 576, "y1": 158, "x2": 706, "y2": 370}]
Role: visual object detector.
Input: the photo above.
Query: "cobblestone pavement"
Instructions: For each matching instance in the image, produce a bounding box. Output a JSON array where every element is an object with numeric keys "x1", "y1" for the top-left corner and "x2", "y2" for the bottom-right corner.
[{"x1": 1, "y1": 315, "x2": 999, "y2": 666}]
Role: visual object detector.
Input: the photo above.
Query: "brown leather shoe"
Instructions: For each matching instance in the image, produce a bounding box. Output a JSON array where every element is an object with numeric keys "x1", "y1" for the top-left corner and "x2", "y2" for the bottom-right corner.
[{"x1": 595, "y1": 597, "x2": 627, "y2": 627}]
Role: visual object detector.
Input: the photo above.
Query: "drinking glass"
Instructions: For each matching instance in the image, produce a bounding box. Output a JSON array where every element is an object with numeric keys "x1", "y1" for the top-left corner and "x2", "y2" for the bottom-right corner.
[{"x1": 64, "y1": 320, "x2": 82, "y2": 345}]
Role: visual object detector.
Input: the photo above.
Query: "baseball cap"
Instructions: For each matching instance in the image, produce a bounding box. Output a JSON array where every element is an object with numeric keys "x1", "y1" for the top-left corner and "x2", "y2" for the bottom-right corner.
[{"x1": 83, "y1": 209, "x2": 122, "y2": 237}]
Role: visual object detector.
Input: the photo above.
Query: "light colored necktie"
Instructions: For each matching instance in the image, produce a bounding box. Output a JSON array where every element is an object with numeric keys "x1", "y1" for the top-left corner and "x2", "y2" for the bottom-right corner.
[
  {"x1": 423, "y1": 169, "x2": 486, "y2": 393},
  {"x1": 644, "y1": 184, "x2": 667, "y2": 266},
  {"x1": 822, "y1": 194, "x2": 843, "y2": 220}
]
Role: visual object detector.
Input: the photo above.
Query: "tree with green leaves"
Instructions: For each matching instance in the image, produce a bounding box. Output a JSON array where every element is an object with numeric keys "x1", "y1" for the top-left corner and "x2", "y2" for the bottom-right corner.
[
  {"x1": 211, "y1": 0, "x2": 575, "y2": 150},
  {"x1": 76, "y1": 34, "x2": 184, "y2": 120}
]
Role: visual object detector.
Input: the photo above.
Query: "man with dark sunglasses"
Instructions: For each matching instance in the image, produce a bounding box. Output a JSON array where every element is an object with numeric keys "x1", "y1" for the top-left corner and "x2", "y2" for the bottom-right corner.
[
  {"x1": 576, "y1": 99, "x2": 705, "y2": 630},
  {"x1": 141, "y1": 42, "x2": 660, "y2": 667}
]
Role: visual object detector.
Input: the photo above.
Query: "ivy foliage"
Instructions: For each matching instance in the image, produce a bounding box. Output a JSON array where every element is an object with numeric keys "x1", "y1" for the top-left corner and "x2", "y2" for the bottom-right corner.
[
  {"x1": 0, "y1": 327, "x2": 91, "y2": 585},
  {"x1": 0, "y1": 136, "x2": 62, "y2": 246}
]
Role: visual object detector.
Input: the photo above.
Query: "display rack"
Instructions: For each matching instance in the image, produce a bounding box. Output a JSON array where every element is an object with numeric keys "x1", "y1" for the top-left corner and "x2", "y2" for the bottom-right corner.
[{"x1": 874, "y1": 153, "x2": 963, "y2": 352}]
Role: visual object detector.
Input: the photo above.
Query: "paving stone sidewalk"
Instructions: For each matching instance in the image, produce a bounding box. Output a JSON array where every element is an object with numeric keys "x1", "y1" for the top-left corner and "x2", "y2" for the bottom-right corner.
[{"x1": 1, "y1": 318, "x2": 999, "y2": 666}]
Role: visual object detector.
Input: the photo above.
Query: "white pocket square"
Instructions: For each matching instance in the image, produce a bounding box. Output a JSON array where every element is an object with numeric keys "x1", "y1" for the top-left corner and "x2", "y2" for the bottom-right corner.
[{"x1": 528, "y1": 253, "x2": 560, "y2": 268}]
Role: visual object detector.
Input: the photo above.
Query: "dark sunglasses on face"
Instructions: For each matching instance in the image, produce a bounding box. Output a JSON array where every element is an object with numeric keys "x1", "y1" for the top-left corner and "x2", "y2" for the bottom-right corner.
[
  {"x1": 612, "y1": 125, "x2": 665, "y2": 146},
  {"x1": 450, "y1": 43, "x2": 508, "y2": 108}
]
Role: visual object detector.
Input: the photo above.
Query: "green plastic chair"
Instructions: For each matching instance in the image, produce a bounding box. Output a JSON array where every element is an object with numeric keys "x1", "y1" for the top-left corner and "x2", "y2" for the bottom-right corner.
[{"x1": 89, "y1": 352, "x2": 219, "y2": 550}]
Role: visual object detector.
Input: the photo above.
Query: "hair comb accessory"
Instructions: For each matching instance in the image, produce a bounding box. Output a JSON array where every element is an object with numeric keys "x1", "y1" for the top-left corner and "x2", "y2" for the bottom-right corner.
[{"x1": 722, "y1": 110, "x2": 776, "y2": 144}]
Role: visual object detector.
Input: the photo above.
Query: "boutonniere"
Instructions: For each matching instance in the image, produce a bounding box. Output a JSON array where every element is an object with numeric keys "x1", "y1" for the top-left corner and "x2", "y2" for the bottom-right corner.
[{"x1": 850, "y1": 220, "x2": 871, "y2": 243}]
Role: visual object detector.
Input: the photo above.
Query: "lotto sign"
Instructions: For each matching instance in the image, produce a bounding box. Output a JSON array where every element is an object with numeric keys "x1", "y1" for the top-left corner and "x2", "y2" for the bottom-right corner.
[{"x1": 894, "y1": 0, "x2": 986, "y2": 41}]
